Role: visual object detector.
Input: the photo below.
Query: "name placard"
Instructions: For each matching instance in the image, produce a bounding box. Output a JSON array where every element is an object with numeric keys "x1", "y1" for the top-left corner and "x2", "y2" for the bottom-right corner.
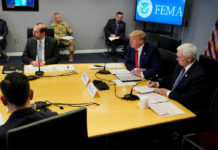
[
  {"x1": 87, "y1": 82, "x2": 99, "y2": 98},
  {"x1": 81, "y1": 72, "x2": 90, "y2": 86}
]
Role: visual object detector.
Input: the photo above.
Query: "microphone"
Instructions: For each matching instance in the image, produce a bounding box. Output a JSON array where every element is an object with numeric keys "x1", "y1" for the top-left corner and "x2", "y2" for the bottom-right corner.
[
  {"x1": 123, "y1": 74, "x2": 158, "y2": 100},
  {"x1": 35, "y1": 42, "x2": 44, "y2": 77},
  {"x1": 123, "y1": 80, "x2": 145, "y2": 100},
  {"x1": 97, "y1": 63, "x2": 111, "y2": 74}
]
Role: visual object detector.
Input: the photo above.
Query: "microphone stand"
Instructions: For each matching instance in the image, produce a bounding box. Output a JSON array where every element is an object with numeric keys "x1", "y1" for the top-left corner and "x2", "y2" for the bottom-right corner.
[
  {"x1": 97, "y1": 63, "x2": 111, "y2": 74},
  {"x1": 123, "y1": 80, "x2": 146, "y2": 100},
  {"x1": 123, "y1": 74, "x2": 159, "y2": 100},
  {"x1": 35, "y1": 45, "x2": 44, "y2": 76}
]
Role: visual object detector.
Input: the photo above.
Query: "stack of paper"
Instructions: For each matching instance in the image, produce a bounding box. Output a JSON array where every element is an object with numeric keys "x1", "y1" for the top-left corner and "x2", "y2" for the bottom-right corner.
[
  {"x1": 149, "y1": 102, "x2": 184, "y2": 116},
  {"x1": 24, "y1": 65, "x2": 75, "y2": 73},
  {"x1": 113, "y1": 80, "x2": 136, "y2": 86},
  {"x1": 109, "y1": 69, "x2": 130, "y2": 74},
  {"x1": 109, "y1": 37, "x2": 119, "y2": 41},
  {"x1": 133, "y1": 86, "x2": 154, "y2": 93},
  {"x1": 137, "y1": 93, "x2": 184, "y2": 116}
]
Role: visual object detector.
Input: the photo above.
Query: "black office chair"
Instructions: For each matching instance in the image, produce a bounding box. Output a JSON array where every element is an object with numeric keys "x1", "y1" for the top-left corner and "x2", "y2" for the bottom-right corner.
[
  {"x1": 182, "y1": 88, "x2": 218, "y2": 150},
  {"x1": 27, "y1": 28, "x2": 54, "y2": 39},
  {"x1": 7, "y1": 107, "x2": 88, "y2": 150},
  {"x1": 157, "y1": 35, "x2": 181, "y2": 53},
  {"x1": 158, "y1": 48, "x2": 177, "y2": 78}
]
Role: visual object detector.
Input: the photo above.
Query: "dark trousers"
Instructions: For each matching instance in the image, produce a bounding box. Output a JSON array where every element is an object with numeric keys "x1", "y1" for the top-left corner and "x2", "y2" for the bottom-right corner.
[{"x1": 108, "y1": 38, "x2": 129, "y2": 56}]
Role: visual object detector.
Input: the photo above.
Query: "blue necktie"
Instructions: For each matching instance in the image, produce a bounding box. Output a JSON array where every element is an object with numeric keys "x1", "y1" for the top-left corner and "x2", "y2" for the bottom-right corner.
[
  {"x1": 38, "y1": 40, "x2": 42, "y2": 61},
  {"x1": 115, "y1": 22, "x2": 119, "y2": 35},
  {"x1": 171, "y1": 68, "x2": 185, "y2": 91}
]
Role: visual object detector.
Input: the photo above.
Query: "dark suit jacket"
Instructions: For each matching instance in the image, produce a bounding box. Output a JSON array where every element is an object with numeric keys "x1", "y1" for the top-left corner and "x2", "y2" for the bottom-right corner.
[
  {"x1": 0, "y1": 108, "x2": 57, "y2": 150},
  {"x1": 160, "y1": 61, "x2": 209, "y2": 111},
  {"x1": 0, "y1": 19, "x2": 8, "y2": 38},
  {"x1": 104, "y1": 18, "x2": 126, "y2": 40},
  {"x1": 0, "y1": 19, "x2": 8, "y2": 48},
  {"x1": 22, "y1": 36, "x2": 59, "y2": 65},
  {"x1": 125, "y1": 43, "x2": 162, "y2": 79}
]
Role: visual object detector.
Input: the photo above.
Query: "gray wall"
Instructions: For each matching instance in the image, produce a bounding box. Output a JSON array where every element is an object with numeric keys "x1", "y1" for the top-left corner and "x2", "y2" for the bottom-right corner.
[{"x1": 0, "y1": 0, "x2": 217, "y2": 56}]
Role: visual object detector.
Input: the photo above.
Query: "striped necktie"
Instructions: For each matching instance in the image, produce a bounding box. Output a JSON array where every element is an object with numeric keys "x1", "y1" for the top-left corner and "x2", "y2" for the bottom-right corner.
[
  {"x1": 38, "y1": 40, "x2": 42, "y2": 61},
  {"x1": 171, "y1": 68, "x2": 185, "y2": 91}
]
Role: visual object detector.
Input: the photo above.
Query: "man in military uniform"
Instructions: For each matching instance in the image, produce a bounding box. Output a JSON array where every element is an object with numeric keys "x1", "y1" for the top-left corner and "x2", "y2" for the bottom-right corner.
[{"x1": 50, "y1": 12, "x2": 75, "y2": 62}]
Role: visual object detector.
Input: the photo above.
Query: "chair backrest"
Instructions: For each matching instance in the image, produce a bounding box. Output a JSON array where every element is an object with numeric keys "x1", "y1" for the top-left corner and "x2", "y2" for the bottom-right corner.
[
  {"x1": 157, "y1": 35, "x2": 181, "y2": 53},
  {"x1": 7, "y1": 107, "x2": 88, "y2": 150},
  {"x1": 199, "y1": 55, "x2": 218, "y2": 91},
  {"x1": 158, "y1": 48, "x2": 177, "y2": 78},
  {"x1": 27, "y1": 28, "x2": 54, "y2": 39}
]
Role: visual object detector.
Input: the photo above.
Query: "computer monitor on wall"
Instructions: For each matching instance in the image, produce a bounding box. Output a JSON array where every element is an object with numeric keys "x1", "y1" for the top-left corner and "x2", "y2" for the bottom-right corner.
[
  {"x1": 1, "y1": 0, "x2": 39, "y2": 11},
  {"x1": 135, "y1": 0, "x2": 187, "y2": 26}
]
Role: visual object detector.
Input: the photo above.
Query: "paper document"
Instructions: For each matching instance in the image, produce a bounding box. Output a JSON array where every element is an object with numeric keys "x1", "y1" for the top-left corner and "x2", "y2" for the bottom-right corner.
[
  {"x1": 89, "y1": 65, "x2": 104, "y2": 70},
  {"x1": 133, "y1": 86, "x2": 154, "y2": 93},
  {"x1": 105, "y1": 63, "x2": 124, "y2": 69},
  {"x1": 149, "y1": 102, "x2": 184, "y2": 116},
  {"x1": 137, "y1": 93, "x2": 169, "y2": 104},
  {"x1": 109, "y1": 37, "x2": 119, "y2": 41},
  {"x1": 62, "y1": 36, "x2": 74, "y2": 40},
  {"x1": 109, "y1": 69, "x2": 130, "y2": 74},
  {"x1": 0, "y1": 112, "x2": 4, "y2": 126},
  {"x1": 24, "y1": 65, "x2": 75, "y2": 73},
  {"x1": 113, "y1": 80, "x2": 136, "y2": 86},
  {"x1": 115, "y1": 73, "x2": 141, "y2": 82}
]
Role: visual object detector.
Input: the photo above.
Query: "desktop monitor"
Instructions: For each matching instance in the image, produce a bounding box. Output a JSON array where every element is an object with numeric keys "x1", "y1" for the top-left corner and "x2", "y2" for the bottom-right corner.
[
  {"x1": 2, "y1": 0, "x2": 39, "y2": 11},
  {"x1": 7, "y1": 107, "x2": 88, "y2": 150},
  {"x1": 135, "y1": 0, "x2": 187, "y2": 26}
]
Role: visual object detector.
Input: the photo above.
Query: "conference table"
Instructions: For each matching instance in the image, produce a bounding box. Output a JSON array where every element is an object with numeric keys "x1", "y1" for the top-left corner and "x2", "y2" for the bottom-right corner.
[{"x1": 0, "y1": 63, "x2": 196, "y2": 138}]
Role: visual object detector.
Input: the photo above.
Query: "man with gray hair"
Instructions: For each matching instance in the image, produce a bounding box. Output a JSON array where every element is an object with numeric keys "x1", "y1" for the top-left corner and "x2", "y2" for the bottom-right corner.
[{"x1": 148, "y1": 43, "x2": 209, "y2": 111}]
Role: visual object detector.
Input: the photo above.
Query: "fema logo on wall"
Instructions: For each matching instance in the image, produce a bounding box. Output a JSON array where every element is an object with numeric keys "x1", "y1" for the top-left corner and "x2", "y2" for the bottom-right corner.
[{"x1": 137, "y1": 0, "x2": 153, "y2": 18}]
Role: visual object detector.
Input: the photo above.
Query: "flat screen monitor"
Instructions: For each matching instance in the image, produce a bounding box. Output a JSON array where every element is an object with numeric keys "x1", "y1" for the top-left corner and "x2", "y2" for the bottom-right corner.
[
  {"x1": 135, "y1": 0, "x2": 187, "y2": 26},
  {"x1": 2, "y1": 0, "x2": 39, "y2": 11}
]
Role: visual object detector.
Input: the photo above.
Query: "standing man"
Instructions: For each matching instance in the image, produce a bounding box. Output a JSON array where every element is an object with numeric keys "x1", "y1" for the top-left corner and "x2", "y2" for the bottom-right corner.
[
  {"x1": 0, "y1": 18, "x2": 8, "y2": 60},
  {"x1": 104, "y1": 11, "x2": 127, "y2": 61},
  {"x1": 125, "y1": 30, "x2": 161, "y2": 79},
  {"x1": 50, "y1": 12, "x2": 75, "y2": 63},
  {"x1": 148, "y1": 43, "x2": 209, "y2": 111},
  {"x1": 22, "y1": 23, "x2": 59, "y2": 66},
  {"x1": 0, "y1": 72, "x2": 57, "y2": 150}
]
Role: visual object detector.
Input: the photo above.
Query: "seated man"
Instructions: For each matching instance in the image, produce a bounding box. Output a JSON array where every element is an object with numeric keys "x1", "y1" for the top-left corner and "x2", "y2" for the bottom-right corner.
[
  {"x1": 125, "y1": 30, "x2": 161, "y2": 79},
  {"x1": 22, "y1": 23, "x2": 59, "y2": 66},
  {"x1": 0, "y1": 18, "x2": 8, "y2": 60},
  {"x1": 148, "y1": 43, "x2": 209, "y2": 111},
  {"x1": 0, "y1": 72, "x2": 57, "y2": 150},
  {"x1": 104, "y1": 11, "x2": 127, "y2": 61},
  {"x1": 50, "y1": 12, "x2": 75, "y2": 63}
]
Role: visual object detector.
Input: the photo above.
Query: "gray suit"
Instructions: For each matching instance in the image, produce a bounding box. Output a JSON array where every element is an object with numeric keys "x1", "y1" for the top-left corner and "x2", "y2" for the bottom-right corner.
[{"x1": 22, "y1": 36, "x2": 59, "y2": 65}]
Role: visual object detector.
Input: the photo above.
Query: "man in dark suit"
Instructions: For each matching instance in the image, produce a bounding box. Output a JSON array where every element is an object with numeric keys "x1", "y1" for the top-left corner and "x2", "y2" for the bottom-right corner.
[
  {"x1": 148, "y1": 43, "x2": 209, "y2": 111},
  {"x1": 22, "y1": 23, "x2": 59, "y2": 66},
  {"x1": 0, "y1": 72, "x2": 57, "y2": 150},
  {"x1": 125, "y1": 30, "x2": 161, "y2": 79},
  {"x1": 104, "y1": 11, "x2": 127, "y2": 61},
  {"x1": 0, "y1": 18, "x2": 8, "y2": 60}
]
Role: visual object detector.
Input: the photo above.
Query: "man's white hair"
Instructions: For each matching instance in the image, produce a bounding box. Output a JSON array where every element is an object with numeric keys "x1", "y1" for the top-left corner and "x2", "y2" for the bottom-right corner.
[{"x1": 177, "y1": 43, "x2": 198, "y2": 59}]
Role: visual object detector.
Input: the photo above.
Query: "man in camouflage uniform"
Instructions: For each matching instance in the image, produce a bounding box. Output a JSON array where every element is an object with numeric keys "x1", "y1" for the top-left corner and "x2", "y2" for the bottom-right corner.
[{"x1": 50, "y1": 12, "x2": 75, "y2": 62}]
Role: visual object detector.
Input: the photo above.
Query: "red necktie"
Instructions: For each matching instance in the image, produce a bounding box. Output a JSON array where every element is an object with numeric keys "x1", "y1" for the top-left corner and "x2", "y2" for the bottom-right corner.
[{"x1": 135, "y1": 49, "x2": 139, "y2": 68}]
